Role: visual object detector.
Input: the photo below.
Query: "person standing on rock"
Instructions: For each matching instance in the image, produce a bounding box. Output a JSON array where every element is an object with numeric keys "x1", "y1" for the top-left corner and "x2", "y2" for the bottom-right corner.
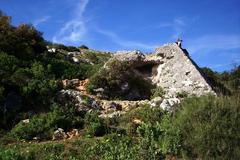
[{"x1": 176, "y1": 38, "x2": 183, "y2": 48}]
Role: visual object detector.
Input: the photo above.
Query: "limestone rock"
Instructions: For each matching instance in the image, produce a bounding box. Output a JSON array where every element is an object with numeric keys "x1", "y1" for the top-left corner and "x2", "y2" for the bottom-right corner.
[
  {"x1": 57, "y1": 89, "x2": 101, "y2": 112},
  {"x1": 22, "y1": 119, "x2": 30, "y2": 124},
  {"x1": 99, "y1": 111, "x2": 125, "y2": 119},
  {"x1": 152, "y1": 43, "x2": 216, "y2": 97},
  {"x1": 114, "y1": 50, "x2": 145, "y2": 62},
  {"x1": 160, "y1": 98, "x2": 180, "y2": 111},
  {"x1": 150, "y1": 97, "x2": 163, "y2": 108},
  {"x1": 52, "y1": 128, "x2": 67, "y2": 140},
  {"x1": 66, "y1": 129, "x2": 79, "y2": 139}
]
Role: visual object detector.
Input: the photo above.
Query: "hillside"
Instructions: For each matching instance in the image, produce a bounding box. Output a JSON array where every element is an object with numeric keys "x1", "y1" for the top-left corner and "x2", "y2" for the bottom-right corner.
[{"x1": 0, "y1": 12, "x2": 240, "y2": 160}]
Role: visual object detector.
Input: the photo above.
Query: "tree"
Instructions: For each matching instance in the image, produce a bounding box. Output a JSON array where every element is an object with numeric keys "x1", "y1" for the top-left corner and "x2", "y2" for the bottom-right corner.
[{"x1": 0, "y1": 11, "x2": 46, "y2": 60}]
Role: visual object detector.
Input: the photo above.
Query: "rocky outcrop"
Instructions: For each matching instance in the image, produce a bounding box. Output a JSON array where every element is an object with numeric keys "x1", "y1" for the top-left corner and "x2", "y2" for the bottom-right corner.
[
  {"x1": 108, "y1": 43, "x2": 215, "y2": 98},
  {"x1": 57, "y1": 89, "x2": 101, "y2": 112},
  {"x1": 59, "y1": 43, "x2": 216, "y2": 113},
  {"x1": 152, "y1": 43, "x2": 215, "y2": 97}
]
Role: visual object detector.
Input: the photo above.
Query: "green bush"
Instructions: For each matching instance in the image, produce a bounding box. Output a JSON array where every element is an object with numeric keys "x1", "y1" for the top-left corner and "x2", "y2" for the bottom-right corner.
[
  {"x1": 87, "y1": 60, "x2": 153, "y2": 100},
  {"x1": 0, "y1": 148, "x2": 25, "y2": 160},
  {"x1": 10, "y1": 106, "x2": 84, "y2": 140},
  {"x1": 84, "y1": 111, "x2": 106, "y2": 137},
  {"x1": 121, "y1": 104, "x2": 165, "y2": 125},
  {"x1": 74, "y1": 133, "x2": 137, "y2": 160},
  {"x1": 173, "y1": 95, "x2": 240, "y2": 159}
]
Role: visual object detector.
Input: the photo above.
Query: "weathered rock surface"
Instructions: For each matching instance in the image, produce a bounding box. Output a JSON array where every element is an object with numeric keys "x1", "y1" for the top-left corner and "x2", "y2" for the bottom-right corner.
[
  {"x1": 152, "y1": 43, "x2": 215, "y2": 97},
  {"x1": 160, "y1": 98, "x2": 180, "y2": 111},
  {"x1": 52, "y1": 128, "x2": 67, "y2": 140},
  {"x1": 57, "y1": 89, "x2": 101, "y2": 112},
  {"x1": 106, "y1": 43, "x2": 215, "y2": 98}
]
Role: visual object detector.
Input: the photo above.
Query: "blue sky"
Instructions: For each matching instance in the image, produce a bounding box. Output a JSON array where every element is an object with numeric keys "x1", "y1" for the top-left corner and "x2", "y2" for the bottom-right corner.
[{"x1": 0, "y1": 0, "x2": 240, "y2": 71}]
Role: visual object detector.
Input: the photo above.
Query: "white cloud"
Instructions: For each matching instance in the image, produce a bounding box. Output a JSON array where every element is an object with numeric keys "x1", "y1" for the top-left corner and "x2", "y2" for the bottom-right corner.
[
  {"x1": 96, "y1": 29, "x2": 158, "y2": 50},
  {"x1": 33, "y1": 16, "x2": 50, "y2": 27},
  {"x1": 52, "y1": 0, "x2": 89, "y2": 44},
  {"x1": 186, "y1": 35, "x2": 240, "y2": 54},
  {"x1": 154, "y1": 17, "x2": 186, "y2": 39}
]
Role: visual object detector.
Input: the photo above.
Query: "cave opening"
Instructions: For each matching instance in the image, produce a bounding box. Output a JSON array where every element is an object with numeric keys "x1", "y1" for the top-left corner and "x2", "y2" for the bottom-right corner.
[{"x1": 134, "y1": 63, "x2": 159, "y2": 79}]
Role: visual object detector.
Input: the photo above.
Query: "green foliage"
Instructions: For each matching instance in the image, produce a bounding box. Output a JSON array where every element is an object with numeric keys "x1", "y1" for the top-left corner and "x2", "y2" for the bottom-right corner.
[
  {"x1": 10, "y1": 105, "x2": 84, "y2": 140},
  {"x1": 78, "y1": 51, "x2": 111, "y2": 65},
  {"x1": 0, "y1": 13, "x2": 46, "y2": 60},
  {"x1": 79, "y1": 45, "x2": 89, "y2": 50},
  {"x1": 0, "y1": 148, "x2": 25, "y2": 160},
  {"x1": 51, "y1": 43, "x2": 79, "y2": 52},
  {"x1": 173, "y1": 95, "x2": 240, "y2": 159},
  {"x1": 201, "y1": 67, "x2": 232, "y2": 95},
  {"x1": 121, "y1": 104, "x2": 165, "y2": 124},
  {"x1": 151, "y1": 86, "x2": 165, "y2": 99},
  {"x1": 0, "y1": 52, "x2": 19, "y2": 76},
  {"x1": 0, "y1": 143, "x2": 65, "y2": 160},
  {"x1": 176, "y1": 91, "x2": 188, "y2": 98},
  {"x1": 84, "y1": 111, "x2": 106, "y2": 137},
  {"x1": 87, "y1": 60, "x2": 153, "y2": 100},
  {"x1": 87, "y1": 134, "x2": 138, "y2": 160}
]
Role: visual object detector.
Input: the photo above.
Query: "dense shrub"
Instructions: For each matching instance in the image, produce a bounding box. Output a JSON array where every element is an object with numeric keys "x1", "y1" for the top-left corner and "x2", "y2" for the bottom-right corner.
[
  {"x1": 84, "y1": 111, "x2": 106, "y2": 137},
  {"x1": 0, "y1": 13, "x2": 46, "y2": 60},
  {"x1": 10, "y1": 105, "x2": 84, "y2": 140},
  {"x1": 86, "y1": 134, "x2": 137, "y2": 160},
  {"x1": 201, "y1": 67, "x2": 232, "y2": 95},
  {"x1": 87, "y1": 60, "x2": 153, "y2": 100},
  {"x1": 173, "y1": 95, "x2": 240, "y2": 159},
  {"x1": 0, "y1": 143, "x2": 65, "y2": 160},
  {"x1": 0, "y1": 148, "x2": 25, "y2": 160}
]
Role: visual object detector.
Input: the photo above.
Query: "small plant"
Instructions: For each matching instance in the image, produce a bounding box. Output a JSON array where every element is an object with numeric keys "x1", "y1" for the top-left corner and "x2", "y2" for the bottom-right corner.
[
  {"x1": 176, "y1": 91, "x2": 188, "y2": 98},
  {"x1": 150, "y1": 86, "x2": 165, "y2": 99}
]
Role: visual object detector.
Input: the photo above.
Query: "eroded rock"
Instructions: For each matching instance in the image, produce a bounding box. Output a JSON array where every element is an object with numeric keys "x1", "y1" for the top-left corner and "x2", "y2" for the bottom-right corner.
[
  {"x1": 160, "y1": 98, "x2": 180, "y2": 111},
  {"x1": 52, "y1": 128, "x2": 67, "y2": 140}
]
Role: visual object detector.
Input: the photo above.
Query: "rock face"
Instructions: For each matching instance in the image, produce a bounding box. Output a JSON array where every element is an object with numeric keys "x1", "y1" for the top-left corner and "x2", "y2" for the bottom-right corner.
[
  {"x1": 112, "y1": 43, "x2": 215, "y2": 97},
  {"x1": 152, "y1": 43, "x2": 215, "y2": 97}
]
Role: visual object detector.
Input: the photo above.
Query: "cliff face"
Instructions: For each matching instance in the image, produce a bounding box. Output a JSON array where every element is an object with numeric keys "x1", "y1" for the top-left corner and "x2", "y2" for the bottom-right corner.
[{"x1": 110, "y1": 43, "x2": 216, "y2": 98}]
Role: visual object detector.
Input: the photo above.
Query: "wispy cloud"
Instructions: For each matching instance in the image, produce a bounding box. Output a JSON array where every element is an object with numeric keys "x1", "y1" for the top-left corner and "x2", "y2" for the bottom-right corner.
[
  {"x1": 96, "y1": 29, "x2": 158, "y2": 50},
  {"x1": 33, "y1": 16, "x2": 50, "y2": 27},
  {"x1": 53, "y1": 0, "x2": 89, "y2": 44},
  {"x1": 154, "y1": 17, "x2": 186, "y2": 39},
  {"x1": 186, "y1": 35, "x2": 240, "y2": 54}
]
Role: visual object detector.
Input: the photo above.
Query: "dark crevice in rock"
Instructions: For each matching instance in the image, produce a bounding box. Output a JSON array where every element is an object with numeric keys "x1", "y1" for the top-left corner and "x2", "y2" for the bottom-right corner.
[{"x1": 134, "y1": 63, "x2": 159, "y2": 78}]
